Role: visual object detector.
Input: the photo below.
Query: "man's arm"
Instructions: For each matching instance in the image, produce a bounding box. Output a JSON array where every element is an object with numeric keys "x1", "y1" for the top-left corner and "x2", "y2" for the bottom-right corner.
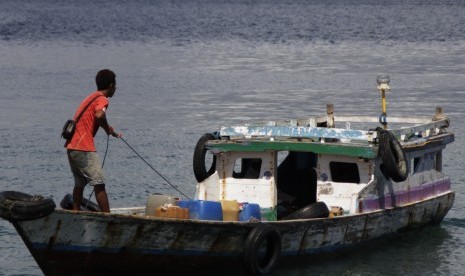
[{"x1": 95, "y1": 109, "x2": 121, "y2": 137}]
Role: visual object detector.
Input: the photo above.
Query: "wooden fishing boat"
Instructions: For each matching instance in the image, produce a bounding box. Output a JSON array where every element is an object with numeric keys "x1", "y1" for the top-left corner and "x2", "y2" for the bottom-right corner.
[{"x1": 0, "y1": 76, "x2": 455, "y2": 275}]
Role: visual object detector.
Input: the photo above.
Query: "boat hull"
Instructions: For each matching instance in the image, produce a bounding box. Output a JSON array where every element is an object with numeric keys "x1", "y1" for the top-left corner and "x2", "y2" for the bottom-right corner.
[{"x1": 13, "y1": 192, "x2": 454, "y2": 275}]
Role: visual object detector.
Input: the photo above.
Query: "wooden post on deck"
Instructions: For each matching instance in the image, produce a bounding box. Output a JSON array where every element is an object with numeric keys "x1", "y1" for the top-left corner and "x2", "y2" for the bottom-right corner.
[
  {"x1": 433, "y1": 107, "x2": 444, "y2": 121},
  {"x1": 327, "y1": 104, "x2": 335, "y2": 128}
]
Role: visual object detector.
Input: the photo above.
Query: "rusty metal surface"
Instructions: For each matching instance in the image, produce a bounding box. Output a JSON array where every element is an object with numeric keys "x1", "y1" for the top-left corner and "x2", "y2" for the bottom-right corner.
[{"x1": 12, "y1": 192, "x2": 454, "y2": 275}]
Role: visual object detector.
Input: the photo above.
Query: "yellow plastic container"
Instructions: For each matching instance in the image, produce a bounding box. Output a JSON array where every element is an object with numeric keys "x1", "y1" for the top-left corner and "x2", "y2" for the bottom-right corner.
[
  {"x1": 329, "y1": 206, "x2": 344, "y2": 218},
  {"x1": 154, "y1": 205, "x2": 189, "y2": 219},
  {"x1": 145, "y1": 194, "x2": 178, "y2": 216},
  {"x1": 221, "y1": 200, "x2": 240, "y2": 221}
]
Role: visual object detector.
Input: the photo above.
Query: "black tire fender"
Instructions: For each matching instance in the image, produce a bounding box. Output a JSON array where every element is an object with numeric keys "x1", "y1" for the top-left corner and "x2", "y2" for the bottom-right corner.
[
  {"x1": 193, "y1": 133, "x2": 217, "y2": 182},
  {"x1": 59, "y1": 194, "x2": 101, "y2": 212},
  {"x1": 378, "y1": 129, "x2": 408, "y2": 182},
  {"x1": 243, "y1": 224, "x2": 281, "y2": 275},
  {"x1": 283, "y1": 201, "x2": 330, "y2": 220},
  {"x1": 0, "y1": 191, "x2": 56, "y2": 221}
]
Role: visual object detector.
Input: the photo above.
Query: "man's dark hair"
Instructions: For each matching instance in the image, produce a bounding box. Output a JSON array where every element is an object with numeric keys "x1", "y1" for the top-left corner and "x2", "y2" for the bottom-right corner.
[{"x1": 95, "y1": 69, "x2": 116, "y2": 90}]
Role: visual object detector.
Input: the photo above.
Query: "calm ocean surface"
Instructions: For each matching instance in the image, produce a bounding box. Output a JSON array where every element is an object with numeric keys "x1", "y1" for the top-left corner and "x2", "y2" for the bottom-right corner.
[{"x1": 1, "y1": 0, "x2": 465, "y2": 275}]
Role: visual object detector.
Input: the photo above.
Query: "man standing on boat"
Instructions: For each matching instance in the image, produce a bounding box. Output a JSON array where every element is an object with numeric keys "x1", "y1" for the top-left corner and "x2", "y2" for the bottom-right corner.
[{"x1": 65, "y1": 69, "x2": 122, "y2": 213}]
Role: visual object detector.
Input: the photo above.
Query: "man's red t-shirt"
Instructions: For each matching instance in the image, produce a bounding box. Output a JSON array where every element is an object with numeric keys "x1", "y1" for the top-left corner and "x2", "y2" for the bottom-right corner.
[{"x1": 65, "y1": 91, "x2": 109, "y2": 152}]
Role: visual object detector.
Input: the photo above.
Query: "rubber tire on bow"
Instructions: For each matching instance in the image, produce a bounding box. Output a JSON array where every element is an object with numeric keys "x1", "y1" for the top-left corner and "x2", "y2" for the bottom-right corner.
[
  {"x1": 59, "y1": 193, "x2": 101, "y2": 212},
  {"x1": 282, "y1": 201, "x2": 330, "y2": 220},
  {"x1": 243, "y1": 224, "x2": 281, "y2": 275},
  {"x1": 193, "y1": 133, "x2": 217, "y2": 182},
  {"x1": 378, "y1": 129, "x2": 408, "y2": 182},
  {"x1": 0, "y1": 191, "x2": 56, "y2": 221}
]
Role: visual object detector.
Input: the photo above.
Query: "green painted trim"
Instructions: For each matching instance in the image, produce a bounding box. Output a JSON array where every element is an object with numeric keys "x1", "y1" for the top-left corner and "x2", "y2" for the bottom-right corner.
[{"x1": 208, "y1": 140, "x2": 376, "y2": 158}]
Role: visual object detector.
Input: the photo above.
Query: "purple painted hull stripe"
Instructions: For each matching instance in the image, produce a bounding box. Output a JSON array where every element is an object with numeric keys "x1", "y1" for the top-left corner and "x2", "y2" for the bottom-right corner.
[{"x1": 359, "y1": 178, "x2": 451, "y2": 212}]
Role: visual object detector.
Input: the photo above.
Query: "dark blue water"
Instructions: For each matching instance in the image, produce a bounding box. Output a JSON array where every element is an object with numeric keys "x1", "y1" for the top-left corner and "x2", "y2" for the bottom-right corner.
[
  {"x1": 1, "y1": 0, "x2": 465, "y2": 275},
  {"x1": 2, "y1": 0, "x2": 465, "y2": 43}
]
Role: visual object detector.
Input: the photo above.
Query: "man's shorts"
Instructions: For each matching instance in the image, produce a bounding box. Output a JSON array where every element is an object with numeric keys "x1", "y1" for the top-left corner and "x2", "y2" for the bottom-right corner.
[{"x1": 67, "y1": 150, "x2": 105, "y2": 188}]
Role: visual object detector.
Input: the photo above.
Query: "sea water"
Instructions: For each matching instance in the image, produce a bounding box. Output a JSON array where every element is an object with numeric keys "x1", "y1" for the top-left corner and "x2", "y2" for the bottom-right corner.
[{"x1": 1, "y1": 0, "x2": 465, "y2": 275}]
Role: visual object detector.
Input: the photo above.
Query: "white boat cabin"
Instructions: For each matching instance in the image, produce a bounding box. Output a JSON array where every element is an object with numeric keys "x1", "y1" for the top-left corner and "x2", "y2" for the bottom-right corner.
[{"x1": 195, "y1": 107, "x2": 453, "y2": 220}]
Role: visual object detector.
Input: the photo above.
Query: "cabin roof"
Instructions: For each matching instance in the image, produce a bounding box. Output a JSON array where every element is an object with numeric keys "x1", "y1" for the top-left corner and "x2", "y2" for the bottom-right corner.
[{"x1": 206, "y1": 114, "x2": 451, "y2": 158}]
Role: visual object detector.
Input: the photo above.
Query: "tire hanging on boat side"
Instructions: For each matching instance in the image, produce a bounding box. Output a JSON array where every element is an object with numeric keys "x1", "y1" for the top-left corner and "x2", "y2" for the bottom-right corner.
[
  {"x1": 193, "y1": 133, "x2": 217, "y2": 182},
  {"x1": 378, "y1": 129, "x2": 408, "y2": 182},
  {"x1": 243, "y1": 224, "x2": 281, "y2": 275},
  {"x1": 0, "y1": 191, "x2": 56, "y2": 221}
]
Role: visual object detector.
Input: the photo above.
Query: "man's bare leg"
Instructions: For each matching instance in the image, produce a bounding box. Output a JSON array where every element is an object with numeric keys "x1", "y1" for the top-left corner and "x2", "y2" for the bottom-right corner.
[
  {"x1": 72, "y1": 186, "x2": 84, "y2": 211},
  {"x1": 94, "y1": 184, "x2": 110, "y2": 213}
]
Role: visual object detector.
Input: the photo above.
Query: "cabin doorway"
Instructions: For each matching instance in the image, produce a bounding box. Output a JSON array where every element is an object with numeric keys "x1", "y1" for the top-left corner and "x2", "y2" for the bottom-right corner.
[{"x1": 277, "y1": 151, "x2": 318, "y2": 217}]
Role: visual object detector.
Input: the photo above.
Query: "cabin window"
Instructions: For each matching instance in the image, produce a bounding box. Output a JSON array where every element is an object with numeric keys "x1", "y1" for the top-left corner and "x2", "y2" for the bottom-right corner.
[
  {"x1": 329, "y1": 162, "x2": 360, "y2": 183},
  {"x1": 412, "y1": 157, "x2": 421, "y2": 174},
  {"x1": 436, "y1": 152, "x2": 442, "y2": 172},
  {"x1": 411, "y1": 153, "x2": 436, "y2": 174},
  {"x1": 233, "y1": 158, "x2": 262, "y2": 179}
]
